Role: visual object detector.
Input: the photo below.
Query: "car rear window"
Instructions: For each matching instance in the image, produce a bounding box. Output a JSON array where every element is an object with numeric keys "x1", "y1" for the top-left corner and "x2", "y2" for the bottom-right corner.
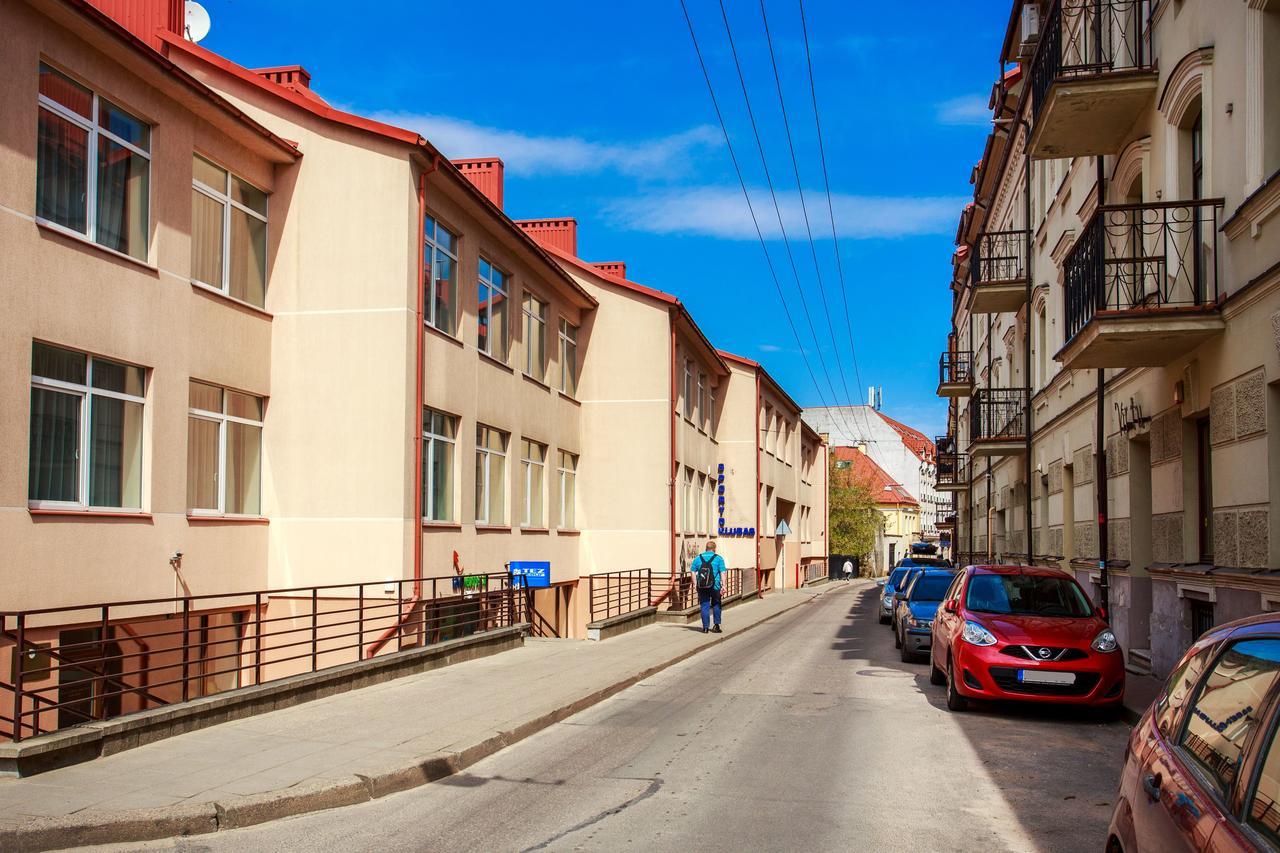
[
  {"x1": 910, "y1": 576, "x2": 953, "y2": 601},
  {"x1": 888, "y1": 569, "x2": 908, "y2": 589},
  {"x1": 964, "y1": 573, "x2": 1092, "y2": 617},
  {"x1": 1179, "y1": 639, "x2": 1280, "y2": 796}
]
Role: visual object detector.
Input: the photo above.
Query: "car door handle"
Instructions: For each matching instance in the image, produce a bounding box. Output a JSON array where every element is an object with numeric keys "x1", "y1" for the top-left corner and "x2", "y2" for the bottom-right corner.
[{"x1": 1142, "y1": 772, "x2": 1162, "y2": 802}]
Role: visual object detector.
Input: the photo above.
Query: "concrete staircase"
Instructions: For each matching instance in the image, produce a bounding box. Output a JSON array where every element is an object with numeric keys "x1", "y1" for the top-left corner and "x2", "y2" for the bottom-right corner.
[{"x1": 1126, "y1": 648, "x2": 1153, "y2": 677}]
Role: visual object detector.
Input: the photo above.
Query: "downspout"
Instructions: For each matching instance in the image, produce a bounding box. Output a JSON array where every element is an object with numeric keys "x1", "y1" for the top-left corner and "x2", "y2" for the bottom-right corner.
[
  {"x1": 1095, "y1": 154, "x2": 1110, "y2": 616},
  {"x1": 669, "y1": 316, "x2": 678, "y2": 589},
  {"x1": 413, "y1": 158, "x2": 439, "y2": 599},
  {"x1": 755, "y1": 369, "x2": 763, "y2": 594},
  {"x1": 1023, "y1": 119, "x2": 1035, "y2": 567}
]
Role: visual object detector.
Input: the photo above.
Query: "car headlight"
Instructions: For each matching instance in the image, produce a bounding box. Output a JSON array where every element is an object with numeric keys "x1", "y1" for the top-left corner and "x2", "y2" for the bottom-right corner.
[
  {"x1": 1091, "y1": 629, "x2": 1119, "y2": 653},
  {"x1": 905, "y1": 614, "x2": 917, "y2": 628},
  {"x1": 882, "y1": 597, "x2": 893, "y2": 609},
  {"x1": 961, "y1": 620, "x2": 997, "y2": 647}
]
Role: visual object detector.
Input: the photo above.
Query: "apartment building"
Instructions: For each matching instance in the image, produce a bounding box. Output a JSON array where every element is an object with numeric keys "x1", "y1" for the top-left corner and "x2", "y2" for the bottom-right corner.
[{"x1": 939, "y1": 0, "x2": 1280, "y2": 676}]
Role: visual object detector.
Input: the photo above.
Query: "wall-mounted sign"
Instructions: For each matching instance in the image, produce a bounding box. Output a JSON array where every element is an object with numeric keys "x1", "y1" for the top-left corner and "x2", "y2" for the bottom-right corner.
[
  {"x1": 451, "y1": 574, "x2": 491, "y2": 593},
  {"x1": 715, "y1": 463, "x2": 755, "y2": 537},
  {"x1": 509, "y1": 561, "x2": 551, "y2": 589}
]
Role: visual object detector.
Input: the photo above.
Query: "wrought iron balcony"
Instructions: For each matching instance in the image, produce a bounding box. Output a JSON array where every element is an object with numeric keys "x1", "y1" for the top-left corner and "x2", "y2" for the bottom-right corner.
[
  {"x1": 936, "y1": 452, "x2": 970, "y2": 492},
  {"x1": 968, "y1": 229, "x2": 1029, "y2": 314},
  {"x1": 1058, "y1": 199, "x2": 1226, "y2": 369},
  {"x1": 969, "y1": 388, "x2": 1028, "y2": 457},
  {"x1": 937, "y1": 351, "x2": 974, "y2": 398},
  {"x1": 937, "y1": 514, "x2": 957, "y2": 530},
  {"x1": 1029, "y1": 0, "x2": 1158, "y2": 157}
]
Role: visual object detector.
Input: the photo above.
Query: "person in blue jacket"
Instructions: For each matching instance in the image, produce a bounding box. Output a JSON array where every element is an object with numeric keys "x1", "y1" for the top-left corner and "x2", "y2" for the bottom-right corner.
[{"x1": 692, "y1": 540, "x2": 726, "y2": 634}]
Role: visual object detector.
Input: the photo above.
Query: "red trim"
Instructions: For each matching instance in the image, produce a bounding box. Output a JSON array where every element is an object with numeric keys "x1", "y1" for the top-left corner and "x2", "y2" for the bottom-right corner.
[
  {"x1": 541, "y1": 243, "x2": 678, "y2": 305},
  {"x1": 718, "y1": 349, "x2": 803, "y2": 416},
  {"x1": 29, "y1": 508, "x2": 152, "y2": 521},
  {"x1": 364, "y1": 595, "x2": 420, "y2": 658}
]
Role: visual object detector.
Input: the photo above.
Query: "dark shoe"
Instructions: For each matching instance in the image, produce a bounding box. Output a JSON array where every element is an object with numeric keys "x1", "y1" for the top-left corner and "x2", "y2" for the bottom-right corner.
[
  {"x1": 702, "y1": 628, "x2": 709, "y2": 634},
  {"x1": 712, "y1": 625, "x2": 723, "y2": 634}
]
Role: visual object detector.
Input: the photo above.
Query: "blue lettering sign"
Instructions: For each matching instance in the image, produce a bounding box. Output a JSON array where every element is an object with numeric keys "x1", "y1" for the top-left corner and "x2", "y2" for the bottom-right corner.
[{"x1": 509, "y1": 561, "x2": 551, "y2": 589}]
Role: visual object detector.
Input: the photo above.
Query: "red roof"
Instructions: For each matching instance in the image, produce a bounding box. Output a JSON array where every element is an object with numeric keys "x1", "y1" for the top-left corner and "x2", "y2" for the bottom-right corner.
[
  {"x1": 831, "y1": 447, "x2": 919, "y2": 506},
  {"x1": 717, "y1": 350, "x2": 803, "y2": 415},
  {"x1": 876, "y1": 412, "x2": 936, "y2": 464}
]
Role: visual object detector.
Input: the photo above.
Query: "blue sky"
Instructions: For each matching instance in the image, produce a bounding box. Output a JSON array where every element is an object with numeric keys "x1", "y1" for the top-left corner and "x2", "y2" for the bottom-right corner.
[{"x1": 200, "y1": 0, "x2": 1010, "y2": 439}]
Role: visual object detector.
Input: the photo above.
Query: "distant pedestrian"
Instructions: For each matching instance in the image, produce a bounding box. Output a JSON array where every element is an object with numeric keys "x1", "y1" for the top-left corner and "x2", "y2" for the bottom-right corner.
[
  {"x1": 842, "y1": 559, "x2": 854, "y2": 581},
  {"x1": 694, "y1": 540, "x2": 726, "y2": 634}
]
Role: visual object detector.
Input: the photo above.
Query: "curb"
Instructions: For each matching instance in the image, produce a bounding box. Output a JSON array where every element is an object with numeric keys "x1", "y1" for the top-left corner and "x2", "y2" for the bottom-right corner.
[{"x1": 0, "y1": 587, "x2": 833, "y2": 852}]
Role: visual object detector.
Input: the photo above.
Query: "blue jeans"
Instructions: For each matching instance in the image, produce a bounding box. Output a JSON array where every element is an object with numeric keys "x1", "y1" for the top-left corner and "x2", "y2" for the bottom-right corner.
[{"x1": 698, "y1": 588, "x2": 722, "y2": 629}]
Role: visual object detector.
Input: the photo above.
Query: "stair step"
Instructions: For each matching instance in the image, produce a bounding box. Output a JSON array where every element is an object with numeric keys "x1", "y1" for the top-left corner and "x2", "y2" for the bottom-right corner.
[{"x1": 1126, "y1": 648, "x2": 1153, "y2": 677}]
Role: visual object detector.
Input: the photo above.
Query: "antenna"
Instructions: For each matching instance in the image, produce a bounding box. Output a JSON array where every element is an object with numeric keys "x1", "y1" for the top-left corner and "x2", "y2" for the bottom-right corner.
[{"x1": 184, "y1": 1, "x2": 211, "y2": 43}]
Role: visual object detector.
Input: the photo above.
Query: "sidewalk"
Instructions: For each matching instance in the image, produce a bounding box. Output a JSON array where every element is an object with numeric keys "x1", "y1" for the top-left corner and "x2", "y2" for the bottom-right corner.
[
  {"x1": 1121, "y1": 670, "x2": 1163, "y2": 726},
  {"x1": 0, "y1": 585, "x2": 843, "y2": 851}
]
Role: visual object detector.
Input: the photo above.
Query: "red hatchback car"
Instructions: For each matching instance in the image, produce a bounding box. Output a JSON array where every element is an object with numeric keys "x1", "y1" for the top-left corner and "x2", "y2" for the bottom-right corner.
[
  {"x1": 929, "y1": 565, "x2": 1125, "y2": 711},
  {"x1": 1109, "y1": 613, "x2": 1280, "y2": 852}
]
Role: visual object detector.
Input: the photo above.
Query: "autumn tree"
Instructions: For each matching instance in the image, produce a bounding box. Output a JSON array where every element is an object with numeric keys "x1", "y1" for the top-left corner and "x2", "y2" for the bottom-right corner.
[{"x1": 828, "y1": 457, "x2": 881, "y2": 563}]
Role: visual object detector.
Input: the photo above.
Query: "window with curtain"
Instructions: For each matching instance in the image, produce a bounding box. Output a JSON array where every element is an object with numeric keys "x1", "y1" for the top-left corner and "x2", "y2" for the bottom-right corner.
[
  {"x1": 474, "y1": 424, "x2": 507, "y2": 524},
  {"x1": 559, "y1": 319, "x2": 578, "y2": 397},
  {"x1": 683, "y1": 360, "x2": 694, "y2": 419},
  {"x1": 697, "y1": 373, "x2": 707, "y2": 428},
  {"x1": 683, "y1": 467, "x2": 694, "y2": 534},
  {"x1": 191, "y1": 154, "x2": 268, "y2": 307},
  {"x1": 697, "y1": 473, "x2": 707, "y2": 534},
  {"x1": 522, "y1": 292, "x2": 547, "y2": 381},
  {"x1": 187, "y1": 381, "x2": 263, "y2": 516},
  {"x1": 422, "y1": 408, "x2": 456, "y2": 522},
  {"x1": 424, "y1": 215, "x2": 458, "y2": 334},
  {"x1": 29, "y1": 342, "x2": 145, "y2": 510},
  {"x1": 37, "y1": 64, "x2": 150, "y2": 261},
  {"x1": 557, "y1": 451, "x2": 577, "y2": 529},
  {"x1": 478, "y1": 258, "x2": 509, "y2": 361},
  {"x1": 520, "y1": 439, "x2": 546, "y2": 528}
]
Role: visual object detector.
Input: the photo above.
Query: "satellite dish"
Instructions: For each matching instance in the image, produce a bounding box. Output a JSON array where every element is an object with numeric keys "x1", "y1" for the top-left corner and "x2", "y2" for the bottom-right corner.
[{"x1": 184, "y1": 0, "x2": 211, "y2": 43}]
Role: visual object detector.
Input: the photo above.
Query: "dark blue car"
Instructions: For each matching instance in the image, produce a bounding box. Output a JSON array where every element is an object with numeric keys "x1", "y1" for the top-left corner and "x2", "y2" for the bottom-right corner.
[
  {"x1": 893, "y1": 570, "x2": 958, "y2": 662},
  {"x1": 877, "y1": 567, "x2": 911, "y2": 624}
]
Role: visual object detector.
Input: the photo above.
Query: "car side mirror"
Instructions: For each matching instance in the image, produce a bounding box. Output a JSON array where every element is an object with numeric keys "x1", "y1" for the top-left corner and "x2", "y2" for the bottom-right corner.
[
  {"x1": 1096, "y1": 606, "x2": 1107, "y2": 620},
  {"x1": 943, "y1": 600, "x2": 957, "y2": 613},
  {"x1": 876, "y1": 579, "x2": 886, "y2": 587},
  {"x1": 894, "y1": 592, "x2": 906, "y2": 601}
]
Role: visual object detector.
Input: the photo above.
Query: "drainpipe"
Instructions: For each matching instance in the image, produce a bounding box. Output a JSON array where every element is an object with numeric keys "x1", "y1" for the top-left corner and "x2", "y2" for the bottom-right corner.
[
  {"x1": 669, "y1": 317, "x2": 678, "y2": 587},
  {"x1": 1023, "y1": 122, "x2": 1034, "y2": 568},
  {"x1": 755, "y1": 368, "x2": 763, "y2": 594},
  {"x1": 1095, "y1": 156, "x2": 1110, "y2": 616},
  {"x1": 413, "y1": 158, "x2": 440, "y2": 599}
]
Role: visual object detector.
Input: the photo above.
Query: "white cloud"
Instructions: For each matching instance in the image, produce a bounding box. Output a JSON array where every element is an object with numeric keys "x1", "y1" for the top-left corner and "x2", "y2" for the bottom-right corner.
[
  {"x1": 604, "y1": 186, "x2": 966, "y2": 241},
  {"x1": 936, "y1": 94, "x2": 991, "y2": 126},
  {"x1": 360, "y1": 111, "x2": 721, "y2": 178},
  {"x1": 758, "y1": 344, "x2": 785, "y2": 353}
]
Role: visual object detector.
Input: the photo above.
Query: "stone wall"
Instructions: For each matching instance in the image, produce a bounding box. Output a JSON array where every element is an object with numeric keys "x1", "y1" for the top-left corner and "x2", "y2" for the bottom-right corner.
[
  {"x1": 1106, "y1": 433, "x2": 1130, "y2": 478},
  {"x1": 1074, "y1": 520, "x2": 1098, "y2": 560},
  {"x1": 1150, "y1": 408, "x2": 1183, "y2": 464},
  {"x1": 1149, "y1": 580, "x2": 1187, "y2": 676},
  {"x1": 1152, "y1": 512, "x2": 1185, "y2": 563}
]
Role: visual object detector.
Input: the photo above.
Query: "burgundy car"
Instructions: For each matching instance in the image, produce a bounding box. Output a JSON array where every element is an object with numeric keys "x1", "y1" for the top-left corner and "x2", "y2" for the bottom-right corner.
[
  {"x1": 929, "y1": 565, "x2": 1125, "y2": 711},
  {"x1": 1109, "y1": 613, "x2": 1280, "y2": 852}
]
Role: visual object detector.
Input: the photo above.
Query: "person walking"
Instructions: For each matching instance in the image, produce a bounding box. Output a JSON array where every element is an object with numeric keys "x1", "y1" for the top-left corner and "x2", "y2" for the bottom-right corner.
[
  {"x1": 842, "y1": 558, "x2": 854, "y2": 581},
  {"x1": 694, "y1": 540, "x2": 726, "y2": 634}
]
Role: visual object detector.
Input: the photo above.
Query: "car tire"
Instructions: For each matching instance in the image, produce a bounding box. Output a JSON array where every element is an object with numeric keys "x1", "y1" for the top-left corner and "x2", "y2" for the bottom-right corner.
[
  {"x1": 899, "y1": 642, "x2": 913, "y2": 663},
  {"x1": 946, "y1": 657, "x2": 968, "y2": 712},
  {"x1": 878, "y1": 613, "x2": 889, "y2": 625},
  {"x1": 893, "y1": 626, "x2": 902, "y2": 649},
  {"x1": 929, "y1": 657, "x2": 945, "y2": 685}
]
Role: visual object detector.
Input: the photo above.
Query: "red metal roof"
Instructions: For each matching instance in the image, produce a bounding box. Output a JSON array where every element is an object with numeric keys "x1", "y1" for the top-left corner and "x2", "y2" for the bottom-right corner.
[
  {"x1": 516, "y1": 219, "x2": 577, "y2": 256},
  {"x1": 876, "y1": 412, "x2": 936, "y2": 463},
  {"x1": 831, "y1": 447, "x2": 919, "y2": 506},
  {"x1": 85, "y1": 0, "x2": 180, "y2": 53}
]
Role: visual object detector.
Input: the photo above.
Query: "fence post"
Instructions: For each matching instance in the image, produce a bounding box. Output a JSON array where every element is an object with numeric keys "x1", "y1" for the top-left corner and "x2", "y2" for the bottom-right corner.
[
  {"x1": 357, "y1": 584, "x2": 365, "y2": 661},
  {"x1": 97, "y1": 605, "x2": 109, "y2": 720},
  {"x1": 254, "y1": 592, "x2": 262, "y2": 685},
  {"x1": 13, "y1": 615, "x2": 25, "y2": 742},
  {"x1": 311, "y1": 588, "x2": 319, "y2": 672},
  {"x1": 180, "y1": 598, "x2": 191, "y2": 703},
  {"x1": 397, "y1": 582, "x2": 404, "y2": 653}
]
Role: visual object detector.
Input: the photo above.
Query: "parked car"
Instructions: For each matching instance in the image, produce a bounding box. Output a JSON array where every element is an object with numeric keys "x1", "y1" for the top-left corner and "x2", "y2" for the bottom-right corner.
[
  {"x1": 878, "y1": 567, "x2": 911, "y2": 624},
  {"x1": 1108, "y1": 613, "x2": 1280, "y2": 852},
  {"x1": 929, "y1": 565, "x2": 1124, "y2": 712},
  {"x1": 893, "y1": 569, "x2": 958, "y2": 662},
  {"x1": 890, "y1": 567, "x2": 926, "y2": 635}
]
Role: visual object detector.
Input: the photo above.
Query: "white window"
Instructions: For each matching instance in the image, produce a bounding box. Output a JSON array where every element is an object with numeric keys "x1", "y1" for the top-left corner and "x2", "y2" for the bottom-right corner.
[
  {"x1": 424, "y1": 216, "x2": 458, "y2": 334},
  {"x1": 520, "y1": 439, "x2": 546, "y2": 528},
  {"x1": 522, "y1": 292, "x2": 548, "y2": 380},
  {"x1": 478, "y1": 258, "x2": 509, "y2": 361},
  {"x1": 474, "y1": 425, "x2": 507, "y2": 524},
  {"x1": 37, "y1": 63, "x2": 150, "y2": 260},
  {"x1": 191, "y1": 154, "x2": 268, "y2": 307},
  {"x1": 557, "y1": 450, "x2": 577, "y2": 529},
  {"x1": 188, "y1": 381, "x2": 264, "y2": 516},
  {"x1": 697, "y1": 373, "x2": 707, "y2": 429},
  {"x1": 559, "y1": 319, "x2": 578, "y2": 397},
  {"x1": 697, "y1": 473, "x2": 708, "y2": 534},
  {"x1": 709, "y1": 387, "x2": 717, "y2": 435},
  {"x1": 708, "y1": 470, "x2": 717, "y2": 535},
  {"x1": 764, "y1": 406, "x2": 774, "y2": 455},
  {"x1": 29, "y1": 342, "x2": 145, "y2": 510},
  {"x1": 683, "y1": 467, "x2": 695, "y2": 534},
  {"x1": 423, "y1": 408, "x2": 456, "y2": 522},
  {"x1": 683, "y1": 360, "x2": 695, "y2": 419}
]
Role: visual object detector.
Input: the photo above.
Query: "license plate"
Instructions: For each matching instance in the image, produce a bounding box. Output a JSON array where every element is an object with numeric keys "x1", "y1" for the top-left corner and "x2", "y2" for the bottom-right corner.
[{"x1": 1018, "y1": 670, "x2": 1076, "y2": 685}]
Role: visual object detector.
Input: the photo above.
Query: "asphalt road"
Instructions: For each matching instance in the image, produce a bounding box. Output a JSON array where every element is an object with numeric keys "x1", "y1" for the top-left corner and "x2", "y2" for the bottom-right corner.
[{"x1": 102, "y1": 582, "x2": 1129, "y2": 852}]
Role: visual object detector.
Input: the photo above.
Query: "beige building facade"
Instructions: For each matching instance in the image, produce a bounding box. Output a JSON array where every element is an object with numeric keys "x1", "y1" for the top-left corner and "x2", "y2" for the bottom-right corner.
[{"x1": 940, "y1": 0, "x2": 1280, "y2": 677}]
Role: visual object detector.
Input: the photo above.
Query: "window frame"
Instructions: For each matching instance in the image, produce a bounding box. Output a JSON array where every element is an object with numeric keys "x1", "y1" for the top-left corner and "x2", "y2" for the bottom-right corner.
[
  {"x1": 474, "y1": 424, "x2": 508, "y2": 525},
  {"x1": 696, "y1": 372, "x2": 707, "y2": 430},
  {"x1": 558, "y1": 318, "x2": 578, "y2": 397},
  {"x1": 190, "y1": 153, "x2": 269, "y2": 306},
  {"x1": 683, "y1": 360, "x2": 694, "y2": 420},
  {"x1": 424, "y1": 215, "x2": 460, "y2": 335},
  {"x1": 422, "y1": 408, "x2": 457, "y2": 522},
  {"x1": 557, "y1": 450, "x2": 578, "y2": 530},
  {"x1": 520, "y1": 438, "x2": 547, "y2": 528},
  {"x1": 186, "y1": 381, "x2": 265, "y2": 518},
  {"x1": 477, "y1": 257, "x2": 510, "y2": 361},
  {"x1": 522, "y1": 291, "x2": 548, "y2": 381},
  {"x1": 28, "y1": 345, "x2": 146, "y2": 512}
]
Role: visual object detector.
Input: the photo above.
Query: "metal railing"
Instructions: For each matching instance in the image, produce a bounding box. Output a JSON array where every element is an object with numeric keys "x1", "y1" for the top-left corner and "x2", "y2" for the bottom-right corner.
[
  {"x1": 1031, "y1": 0, "x2": 1154, "y2": 126},
  {"x1": 588, "y1": 569, "x2": 653, "y2": 622},
  {"x1": 0, "y1": 573, "x2": 524, "y2": 742},
  {"x1": 970, "y1": 388, "x2": 1028, "y2": 442},
  {"x1": 971, "y1": 229, "x2": 1028, "y2": 286},
  {"x1": 1063, "y1": 198, "x2": 1225, "y2": 343},
  {"x1": 803, "y1": 562, "x2": 827, "y2": 585},
  {"x1": 936, "y1": 452, "x2": 971, "y2": 488},
  {"x1": 938, "y1": 351, "x2": 974, "y2": 388},
  {"x1": 651, "y1": 567, "x2": 745, "y2": 611},
  {"x1": 934, "y1": 434, "x2": 957, "y2": 456}
]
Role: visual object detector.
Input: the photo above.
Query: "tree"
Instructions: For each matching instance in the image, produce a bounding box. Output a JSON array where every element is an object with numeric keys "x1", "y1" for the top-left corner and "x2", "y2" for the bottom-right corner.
[{"x1": 828, "y1": 457, "x2": 882, "y2": 564}]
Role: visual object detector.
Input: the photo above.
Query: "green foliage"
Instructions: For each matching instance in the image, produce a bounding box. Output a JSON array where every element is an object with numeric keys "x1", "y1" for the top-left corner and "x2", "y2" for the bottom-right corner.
[{"x1": 828, "y1": 457, "x2": 881, "y2": 559}]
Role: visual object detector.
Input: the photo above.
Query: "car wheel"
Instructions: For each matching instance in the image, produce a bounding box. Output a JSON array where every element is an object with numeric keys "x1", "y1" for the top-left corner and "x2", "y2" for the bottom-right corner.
[
  {"x1": 899, "y1": 641, "x2": 913, "y2": 663},
  {"x1": 946, "y1": 657, "x2": 968, "y2": 712},
  {"x1": 929, "y1": 656, "x2": 945, "y2": 685},
  {"x1": 878, "y1": 612, "x2": 889, "y2": 625},
  {"x1": 893, "y1": 626, "x2": 902, "y2": 649}
]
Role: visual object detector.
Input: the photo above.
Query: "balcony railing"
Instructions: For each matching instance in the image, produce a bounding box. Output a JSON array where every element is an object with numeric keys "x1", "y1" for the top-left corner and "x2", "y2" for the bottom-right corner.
[
  {"x1": 935, "y1": 434, "x2": 957, "y2": 456},
  {"x1": 1064, "y1": 199, "x2": 1225, "y2": 344},
  {"x1": 936, "y1": 452, "x2": 970, "y2": 490},
  {"x1": 972, "y1": 229, "x2": 1029, "y2": 286},
  {"x1": 970, "y1": 388, "x2": 1028, "y2": 444},
  {"x1": 937, "y1": 351, "x2": 974, "y2": 396}
]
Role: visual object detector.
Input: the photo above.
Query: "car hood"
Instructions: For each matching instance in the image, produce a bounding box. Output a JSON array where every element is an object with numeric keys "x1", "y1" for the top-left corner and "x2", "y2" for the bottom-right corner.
[
  {"x1": 969, "y1": 613, "x2": 1105, "y2": 646},
  {"x1": 908, "y1": 601, "x2": 941, "y2": 620}
]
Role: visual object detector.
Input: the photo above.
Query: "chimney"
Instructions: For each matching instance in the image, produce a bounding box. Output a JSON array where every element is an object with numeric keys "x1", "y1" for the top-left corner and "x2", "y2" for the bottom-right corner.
[
  {"x1": 253, "y1": 66, "x2": 313, "y2": 89},
  {"x1": 591, "y1": 262, "x2": 627, "y2": 280},
  {"x1": 86, "y1": 0, "x2": 184, "y2": 52},
  {"x1": 514, "y1": 218, "x2": 577, "y2": 256},
  {"x1": 452, "y1": 158, "x2": 504, "y2": 209}
]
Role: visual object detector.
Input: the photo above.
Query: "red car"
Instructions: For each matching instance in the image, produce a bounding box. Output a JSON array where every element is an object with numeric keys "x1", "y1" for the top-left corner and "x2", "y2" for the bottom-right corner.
[
  {"x1": 1109, "y1": 613, "x2": 1280, "y2": 852},
  {"x1": 929, "y1": 564, "x2": 1125, "y2": 711}
]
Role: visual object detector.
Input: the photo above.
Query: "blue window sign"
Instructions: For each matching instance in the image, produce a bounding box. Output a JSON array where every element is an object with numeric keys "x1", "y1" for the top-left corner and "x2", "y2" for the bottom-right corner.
[{"x1": 509, "y1": 561, "x2": 551, "y2": 589}]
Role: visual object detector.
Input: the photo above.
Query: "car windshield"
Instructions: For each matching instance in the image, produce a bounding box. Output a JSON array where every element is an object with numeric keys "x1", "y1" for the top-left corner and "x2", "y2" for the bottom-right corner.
[
  {"x1": 964, "y1": 573, "x2": 1093, "y2": 618},
  {"x1": 910, "y1": 576, "x2": 953, "y2": 602},
  {"x1": 906, "y1": 557, "x2": 951, "y2": 568},
  {"x1": 887, "y1": 569, "x2": 908, "y2": 589}
]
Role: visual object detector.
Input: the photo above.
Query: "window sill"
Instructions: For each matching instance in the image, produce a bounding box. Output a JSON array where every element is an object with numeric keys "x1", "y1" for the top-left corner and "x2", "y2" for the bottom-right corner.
[
  {"x1": 522, "y1": 372, "x2": 551, "y2": 391},
  {"x1": 422, "y1": 520, "x2": 462, "y2": 529},
  {"x1": 29, "y1": 507, "x2": 152, "y2": 521},
  {"x1": 557, "y1": 390, "x2": 580, "y2": 406},
  {"x1": 424, "y1": 322, "x2": 464, "y2": 347},
  {"x1": 556, "y1": 528, "x2": 581, "y2": 536},
  {"x1": 191, "y1": 282, "x2": 272, "y2": 320},
  {"x1": 474, "y1": 523, "x2": 511, "y2": 532},
  {"x1": 520, "y1": 526, "x2": 549, "y2": 534},
  {"x1": 36, "y1": 218, "x2": 158, "y2": 273},
  {"x1": 187, "y1": 514, "x2": 269, "y2": 525},
  {"x1": 478, "y1": 351, "x2": 513, "y2": 372}
]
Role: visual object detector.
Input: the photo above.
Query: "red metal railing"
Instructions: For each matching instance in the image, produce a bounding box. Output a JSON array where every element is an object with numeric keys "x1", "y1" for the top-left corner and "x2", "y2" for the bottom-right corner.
[
  {"x1": 649, "y1": 568, "x2": 745, "y2": 611},
  {"x1": 587, "y1": 569, "x2": 653, "y2": 622},
  {"x1": 0, "y1": 573, "x2": 524, "y2": 742}
]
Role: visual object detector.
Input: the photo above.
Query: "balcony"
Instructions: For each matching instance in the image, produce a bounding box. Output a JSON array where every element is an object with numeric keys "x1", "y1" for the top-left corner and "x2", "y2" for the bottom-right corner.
[
  {"x1": 937, "y1": 351, "x2": 975, "y2": 398},
  {"x1": 936, "y1": 451, "x2": 971, "y2": 493},
  {"x1": 937, "y1": 514, "x2": 957, "y2": 532},
  {"x1": 967, "y1": 229, "x2": 1028, "y2": 314},
  {"x1": 1029, "y1": 0, "x2": 1158, "y2": 157},
  {"x1": 1057, "y1": 199, "x2": 1226, "y2": 370},
  {"x1": 969, "y1": 389, "x2": 1028, "y2": 457}
]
